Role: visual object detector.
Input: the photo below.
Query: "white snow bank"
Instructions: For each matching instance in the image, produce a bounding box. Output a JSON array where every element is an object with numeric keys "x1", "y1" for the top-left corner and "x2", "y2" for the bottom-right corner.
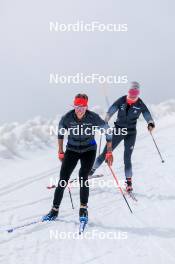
[
  {"x1": 150, "y1": 99, "x2": 175, "y2": 119},
  {"x1": 0, "y1": 116, "x2": 58, "y2": 159},
  {"x1": 0, "y1": 100, "x2": 174, "y2": 159}
]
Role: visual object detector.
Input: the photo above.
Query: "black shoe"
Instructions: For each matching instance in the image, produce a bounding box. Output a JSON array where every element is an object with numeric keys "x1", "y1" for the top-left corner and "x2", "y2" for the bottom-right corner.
[
  {"x1": 42, "y1": 208, "x2": 59, "y2": 222},
  {"x1": 125, "y1": 178, "x2": 133, "y2": 192}
]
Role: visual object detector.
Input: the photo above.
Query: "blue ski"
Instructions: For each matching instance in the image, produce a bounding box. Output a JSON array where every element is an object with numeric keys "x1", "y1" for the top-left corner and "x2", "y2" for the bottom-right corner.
[{"x1": 5, "y1": 216, "x2": 58, "y2": 233}]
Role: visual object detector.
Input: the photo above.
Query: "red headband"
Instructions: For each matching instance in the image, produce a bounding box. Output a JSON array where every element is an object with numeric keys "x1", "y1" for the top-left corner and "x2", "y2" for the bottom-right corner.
[{"x1": 74, "y1": 97, "x2": 88, "y2": 107}]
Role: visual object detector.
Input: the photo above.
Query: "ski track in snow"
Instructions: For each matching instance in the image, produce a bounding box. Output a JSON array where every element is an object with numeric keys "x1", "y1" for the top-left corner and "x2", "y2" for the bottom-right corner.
[{"x1": 0, "y1": 114, "x2": 175, "y2": 264}]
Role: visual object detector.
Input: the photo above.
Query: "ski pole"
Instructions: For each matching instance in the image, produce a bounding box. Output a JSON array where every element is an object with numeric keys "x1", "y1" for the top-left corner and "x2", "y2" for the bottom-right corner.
[
  {"x1": 98, "y1": 135, "x2": 103, "y2": 155},
  {"x1": 150, "y1": 131, "x2": 165, "y2": 163},
  {"x1": 68, "y1": 184, "x2": 74, "y2": 209},
  {"x1": 108, "y1": 165, "x2": 133, "y2": 214},
  {"x1": 98, "y1": 85, "x2": 110, "y2": 155},
  {"x1": 48, "y1": 183, "x2": 75, "y2": 209},
  {"x1": 56, "y1": 162, "x2": 75, "y2": 209}
]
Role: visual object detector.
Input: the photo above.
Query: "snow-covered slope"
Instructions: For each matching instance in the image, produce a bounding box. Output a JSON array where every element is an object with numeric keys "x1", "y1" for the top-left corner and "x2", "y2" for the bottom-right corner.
[{"x1": 0, "y1": 101, "x2": 175, "y2": 264}]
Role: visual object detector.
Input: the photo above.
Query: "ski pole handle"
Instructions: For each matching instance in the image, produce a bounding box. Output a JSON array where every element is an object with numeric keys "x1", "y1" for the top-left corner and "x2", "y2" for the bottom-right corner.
[{"x1": 150, "y1": 131, "x2": 165, "y2": 163}]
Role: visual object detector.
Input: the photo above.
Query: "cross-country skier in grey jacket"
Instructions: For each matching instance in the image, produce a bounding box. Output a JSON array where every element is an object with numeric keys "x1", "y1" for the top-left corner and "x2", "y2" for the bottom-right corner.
[{"x1": 42, "y1": 93, "x2": 113, "y2": 223}]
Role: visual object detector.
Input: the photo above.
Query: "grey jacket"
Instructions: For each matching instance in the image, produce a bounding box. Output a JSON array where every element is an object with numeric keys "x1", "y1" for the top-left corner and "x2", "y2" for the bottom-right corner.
[{"x1": 58, "y1": 110, "x2": 112, "y2": 153}]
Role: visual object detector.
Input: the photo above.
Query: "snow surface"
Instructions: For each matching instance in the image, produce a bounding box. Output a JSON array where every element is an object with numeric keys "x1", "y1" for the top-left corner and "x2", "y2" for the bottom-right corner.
[{"x1": 0, "y1": 101, "x2": 175, "y2": 264}]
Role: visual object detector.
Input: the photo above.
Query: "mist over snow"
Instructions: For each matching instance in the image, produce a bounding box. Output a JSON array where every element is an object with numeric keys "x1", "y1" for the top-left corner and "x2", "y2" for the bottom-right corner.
[{"x1": 0, "y1": 100, "x2": 174, "y2": 160}]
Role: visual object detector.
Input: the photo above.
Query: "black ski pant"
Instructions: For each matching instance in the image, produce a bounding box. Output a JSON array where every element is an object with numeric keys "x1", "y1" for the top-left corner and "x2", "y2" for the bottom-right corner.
[
  {"x1": 53, "y1": 149, "x2": 96, "y2": 208},
  {"x1": 93, "y1": 131, "x2": 136, "y2": 178}
]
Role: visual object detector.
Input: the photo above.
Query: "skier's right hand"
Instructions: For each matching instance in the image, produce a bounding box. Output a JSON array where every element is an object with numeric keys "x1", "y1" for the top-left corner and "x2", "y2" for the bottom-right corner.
[
  {"x1": 58, "y1": 152, "x2": 64, "y2": 162},
  {"x1": 105, "y1": 151, "x2": 113, "y2": 166},
  {"x1": 148, "y1": 122, "x2": 155, "y2": 132}
]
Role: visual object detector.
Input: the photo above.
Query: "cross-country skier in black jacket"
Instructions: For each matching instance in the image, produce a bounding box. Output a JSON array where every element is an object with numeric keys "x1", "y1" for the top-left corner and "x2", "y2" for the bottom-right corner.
[
  {"x1": 42, "y1": 93, "x2": 113, "y2": 222},
  {"x1": 90, "y1": 82, "x2": 155, "y2": 192}
]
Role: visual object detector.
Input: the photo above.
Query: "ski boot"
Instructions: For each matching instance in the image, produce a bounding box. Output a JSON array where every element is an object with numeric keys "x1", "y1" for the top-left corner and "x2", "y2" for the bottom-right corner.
[
  {"x1": 79, "y1": 207, "x2": 88, "y2": 234},
  {"x1": 125, "y1": 177, "x2": 133, "y2": 193},
  {"x1": 42, "y1": 207, "x2": 59, "y2": 222}
]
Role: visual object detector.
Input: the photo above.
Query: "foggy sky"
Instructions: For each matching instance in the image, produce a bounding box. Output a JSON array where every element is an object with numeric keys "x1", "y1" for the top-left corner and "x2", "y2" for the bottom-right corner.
[{"x1": 0, "y1": 0, "x2": 175, "y2": 124}]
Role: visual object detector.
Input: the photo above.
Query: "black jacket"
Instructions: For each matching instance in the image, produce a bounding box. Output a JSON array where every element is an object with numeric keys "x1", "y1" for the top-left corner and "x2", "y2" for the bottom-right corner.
[
  {"x1": 107, "y1": 96, "x2": 154, "y2": 130},
  {"x1": 58, "y1": 110, "x2": 112, "y2": 153}
]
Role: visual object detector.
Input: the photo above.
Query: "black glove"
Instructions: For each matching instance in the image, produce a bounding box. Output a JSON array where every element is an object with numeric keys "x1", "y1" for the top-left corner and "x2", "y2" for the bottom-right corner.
[{"x1": 148, "y1": 123, "x2": 155, "y2": 131}]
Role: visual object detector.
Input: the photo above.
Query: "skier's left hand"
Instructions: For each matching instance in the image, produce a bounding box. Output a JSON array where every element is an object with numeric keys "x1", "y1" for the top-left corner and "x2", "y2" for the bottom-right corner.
[
  {"x1": 105, "y1": 151, "x2": 113, "y2": 166},
  {"x1": 148, "y1": 123, "x2": 155, "y2": 132}
]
